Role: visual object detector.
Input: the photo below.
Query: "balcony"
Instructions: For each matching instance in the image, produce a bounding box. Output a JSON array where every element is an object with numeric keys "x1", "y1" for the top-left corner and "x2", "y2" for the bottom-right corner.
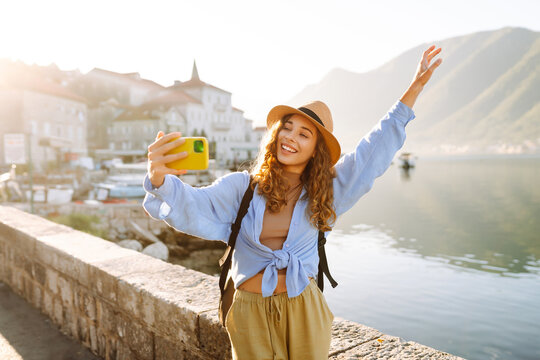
[
  {"x1": 213, "y1": 103, "x2": 227, "y2": 112},
  {"x1": 212, "y1": 119, "x2": 231, "y2": 130}
]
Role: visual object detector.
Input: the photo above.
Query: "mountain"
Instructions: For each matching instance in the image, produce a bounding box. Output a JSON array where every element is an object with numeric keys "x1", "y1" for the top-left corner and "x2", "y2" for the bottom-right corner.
[{"x1": 287, "y1": 27, "x2": 540, "y2": 157}]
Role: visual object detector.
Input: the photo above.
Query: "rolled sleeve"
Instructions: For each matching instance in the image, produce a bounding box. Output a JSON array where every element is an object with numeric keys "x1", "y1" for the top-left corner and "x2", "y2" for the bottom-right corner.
[{"x1": 394, "y1": 100, "x2": 416, "y2": 126}]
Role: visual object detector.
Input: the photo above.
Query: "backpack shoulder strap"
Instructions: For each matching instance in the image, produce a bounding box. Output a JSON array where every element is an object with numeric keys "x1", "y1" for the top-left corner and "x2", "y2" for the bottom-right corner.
[
  {"x1": 219, "y1": 174, "x2": 255, "y2": 296},
  {"x1": 317, "y1": 230, "x2": 338, "y2": 292}
]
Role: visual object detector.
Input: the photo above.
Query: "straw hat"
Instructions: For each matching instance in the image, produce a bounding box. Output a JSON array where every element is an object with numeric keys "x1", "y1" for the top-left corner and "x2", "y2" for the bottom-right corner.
[{"x1": 267, "y1": 101, "x2": 341, "y2": 165}]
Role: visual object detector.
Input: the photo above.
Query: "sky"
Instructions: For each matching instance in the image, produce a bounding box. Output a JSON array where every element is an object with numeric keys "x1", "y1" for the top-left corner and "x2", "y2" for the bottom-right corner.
[{"x1": 0, "y1": 0, "x2": 538, "y2": 126}]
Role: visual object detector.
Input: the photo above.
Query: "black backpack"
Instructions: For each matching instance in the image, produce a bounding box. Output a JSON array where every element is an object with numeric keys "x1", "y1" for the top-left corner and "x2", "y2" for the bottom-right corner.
[{"x1": 218, "y1": 175, "x2": 338, "y2": 326}]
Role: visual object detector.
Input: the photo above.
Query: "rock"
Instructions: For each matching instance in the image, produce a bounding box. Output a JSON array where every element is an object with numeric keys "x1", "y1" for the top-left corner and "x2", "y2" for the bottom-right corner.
[
  {"x1": 117, "y1": 239, "x2": 143, "y2": 252},
  {"x1": 129, "y1": 220, "x2": 160, "y2": 243},
  {"x1": 108, "y1": 229, "x2": 118, "y2": 239},
  {"x1": 168, "y1": 244, "x2": 190, "y2": 258},
  {"x1": 164, "y1": 230, "x2": 179, "y2": 245},
  {"x1": 142, "y1": 241, "x2": 169, "y2": 261}
]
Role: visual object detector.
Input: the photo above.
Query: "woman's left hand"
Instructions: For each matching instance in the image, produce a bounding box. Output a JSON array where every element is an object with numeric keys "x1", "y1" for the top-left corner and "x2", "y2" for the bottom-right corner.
[{"x1": 412, "y1": 45, "x2": 443, "y2": 88}]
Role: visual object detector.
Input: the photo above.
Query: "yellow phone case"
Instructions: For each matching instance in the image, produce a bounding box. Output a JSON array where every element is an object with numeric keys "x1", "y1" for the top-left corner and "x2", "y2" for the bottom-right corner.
[{"x1": 165, "y1": 137, "x2": 209, "y2": 170}]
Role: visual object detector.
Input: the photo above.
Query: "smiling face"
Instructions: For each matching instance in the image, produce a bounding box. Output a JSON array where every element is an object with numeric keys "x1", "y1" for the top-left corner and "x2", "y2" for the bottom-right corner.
[{"x1": 276, "y1": 113, "x2": 319, "y2": 174}]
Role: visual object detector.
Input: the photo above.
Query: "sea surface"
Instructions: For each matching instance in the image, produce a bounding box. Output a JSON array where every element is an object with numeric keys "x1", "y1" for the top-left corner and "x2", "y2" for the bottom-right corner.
[{"x1": 324, "y1": 155, "x2": 540, "y2": 360}]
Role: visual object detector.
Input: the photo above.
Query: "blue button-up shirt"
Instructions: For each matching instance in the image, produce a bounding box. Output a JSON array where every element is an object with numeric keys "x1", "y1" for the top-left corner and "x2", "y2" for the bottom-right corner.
[{"x1": 142, "y1": 99, "x2": 415, "y2": 298}]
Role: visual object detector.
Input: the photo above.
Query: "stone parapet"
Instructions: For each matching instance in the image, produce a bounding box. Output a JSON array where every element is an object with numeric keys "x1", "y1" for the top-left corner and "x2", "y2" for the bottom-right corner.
[{"x1": 0, "y1": 205, "x2": 464, "y2": 359}]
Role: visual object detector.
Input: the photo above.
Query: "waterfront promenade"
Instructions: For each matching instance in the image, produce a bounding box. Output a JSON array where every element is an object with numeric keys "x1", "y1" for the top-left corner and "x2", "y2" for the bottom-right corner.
[{"x1": 0, "y1": 281, "x2": 100, "y2": 360}]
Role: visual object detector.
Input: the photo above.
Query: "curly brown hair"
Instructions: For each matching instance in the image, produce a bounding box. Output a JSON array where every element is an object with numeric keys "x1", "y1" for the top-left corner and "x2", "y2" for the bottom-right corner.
[{"x1": 249, "y1": 114, "x2": 337, "y2": 232}]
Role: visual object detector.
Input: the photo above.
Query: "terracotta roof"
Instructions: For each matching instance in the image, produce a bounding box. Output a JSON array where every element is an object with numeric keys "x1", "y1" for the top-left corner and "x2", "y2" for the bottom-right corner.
[
  {"x1": 254, "y1": 126, "x2": 267, "y2": 131},
  {"x1": 114, "y1": 108, "x2": 160, "y2": 121},
  {"x1": 19, "y1": 77, "x2": 87, "y2": 103},
  {"x1": 86, "y1": 98, "x2": 135, "y2": 109},
  {"x1": 142, "y1": 90, "x2": 201, "y2": 107},
  {"x1": 232, "y1": 106, "x2": 244, "y2": 113},
  {"x1": 170, "y1": 78, "x2": 231, "y2": 94},
  {"x1": 89, "y1": 68, "x2": 165, "y2": 89},
  {"x1": 0, "y1": 62, "x2": 87, "y2": 103}
]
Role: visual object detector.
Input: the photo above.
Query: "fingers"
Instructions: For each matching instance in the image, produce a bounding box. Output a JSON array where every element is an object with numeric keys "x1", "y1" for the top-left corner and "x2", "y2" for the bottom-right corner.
[
  {"x1": 424, "y1": 46, "x2": 434, "y2": 55},
  {"x1": 148, "y1": 131, "x2": 182, "y2": 153},
  {"x1": 158, "y1": 137, "x2": 187, "y2": 156},
  {"x1": 419, "y1": 57, "x2": 442, "y2": 84},
  {"x1": 423, "y1": 45, "x2": 442, "y2": 64},
  {"x1": 160, "y1": 151, "x2": 188, "y2": 164},
  {"x1": 148, "y1": 136, "x2": 186, "y2": 158},
  {"x1": 147, "y1": 131, "x2": 189, "y2": 182},
  {"x1": 423, "y1": 45, "x2": 435, "y2": 60},
  {"x1": 429, "y1": 57, "x2": 443, "y2": 71},
  {"x1": 162, "y1": 167, "x2": 188, "y2": 176},
  {"x1": 427, "y1": 48, "x2": 442, "y2": 63}
]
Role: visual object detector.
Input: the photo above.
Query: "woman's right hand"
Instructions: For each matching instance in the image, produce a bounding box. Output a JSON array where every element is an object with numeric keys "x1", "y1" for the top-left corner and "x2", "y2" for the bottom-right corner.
[{"x1": 147, "y1": 131, "x2": 188, "y2": 188}]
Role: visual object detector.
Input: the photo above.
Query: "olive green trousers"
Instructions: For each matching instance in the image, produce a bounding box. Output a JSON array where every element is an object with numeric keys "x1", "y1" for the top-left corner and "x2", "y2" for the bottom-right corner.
[{"x1": 225, "y1": 278, "x2": 334, "y2": 360}]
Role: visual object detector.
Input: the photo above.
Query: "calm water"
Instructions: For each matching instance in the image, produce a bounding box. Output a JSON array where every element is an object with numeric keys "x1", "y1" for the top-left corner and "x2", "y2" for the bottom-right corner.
[{"x1": 325, "y1": 156, "x2": 540, "y2": 360}]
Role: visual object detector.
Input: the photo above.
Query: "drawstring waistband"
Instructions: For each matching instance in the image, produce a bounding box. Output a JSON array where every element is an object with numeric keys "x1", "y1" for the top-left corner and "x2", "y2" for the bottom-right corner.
[
  {"x1": 269, "y1": 294, "x2": 282, "y2": 322},
  {"x1": 235, "y1": 277, "x2": 319, "y2": 325}
]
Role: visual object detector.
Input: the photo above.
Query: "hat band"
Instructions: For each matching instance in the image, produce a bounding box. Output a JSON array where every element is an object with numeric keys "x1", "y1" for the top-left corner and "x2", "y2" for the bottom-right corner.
[{"x1": 298, "y1": 107, "x2": 324, "y2": 128}]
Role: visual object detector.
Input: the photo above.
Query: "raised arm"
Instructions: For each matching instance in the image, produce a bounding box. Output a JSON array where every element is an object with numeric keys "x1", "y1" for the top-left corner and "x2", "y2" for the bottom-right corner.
[{"x1": 332, "y1": 44, "x2": 443, "y2": 217}]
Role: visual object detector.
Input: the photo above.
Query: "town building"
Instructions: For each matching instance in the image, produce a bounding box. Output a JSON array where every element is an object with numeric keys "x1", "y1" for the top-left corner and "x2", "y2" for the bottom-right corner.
[
  {"x1": 0, "y1": 59, "x2": 263, "y2": 171},
  {"x1": 0, "y1": 60, "x2": 88, "y2": 172},
  {"x1": 105, "y1": 62, "x2": 261, "y2": 167},
  {"x1": 68, "y1": 68, "x2": 165, "y2": 154}
]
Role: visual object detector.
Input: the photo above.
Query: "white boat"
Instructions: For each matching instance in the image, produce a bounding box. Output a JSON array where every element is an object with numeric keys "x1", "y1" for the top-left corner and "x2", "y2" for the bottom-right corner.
[{"x1": 91, "y1": 161, "x2": 148, "y2": 199}]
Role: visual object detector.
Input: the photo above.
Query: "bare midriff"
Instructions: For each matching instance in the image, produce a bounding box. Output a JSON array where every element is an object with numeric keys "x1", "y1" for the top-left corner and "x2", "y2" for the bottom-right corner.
[
  {"x1": 238, "y1": 269, "x2": 315, "y2": 294},
  {"x1": 238, "y1": 268, "x2": 289, "y2": 294}
]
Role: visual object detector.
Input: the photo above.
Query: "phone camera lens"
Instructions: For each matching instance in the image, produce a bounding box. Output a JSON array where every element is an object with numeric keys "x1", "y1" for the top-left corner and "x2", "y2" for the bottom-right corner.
[{"x1": 194, "y1": 140, "x2": 204, "y2": 153}]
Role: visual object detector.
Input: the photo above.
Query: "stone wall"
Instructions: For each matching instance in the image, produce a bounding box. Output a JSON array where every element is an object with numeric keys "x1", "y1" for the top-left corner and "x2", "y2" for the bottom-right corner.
[
  {"x1": 0, "y1": 205, "x2": 464, "y2": 360},
  {"x1": 8, "y1": 202, "x2": 169, "y2": 241}
]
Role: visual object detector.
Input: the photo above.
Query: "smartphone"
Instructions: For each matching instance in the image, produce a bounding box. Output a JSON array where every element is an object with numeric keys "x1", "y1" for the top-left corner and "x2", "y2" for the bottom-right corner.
[{"x1": 165, "y1": 137, "x2": 209, "y2": 170}]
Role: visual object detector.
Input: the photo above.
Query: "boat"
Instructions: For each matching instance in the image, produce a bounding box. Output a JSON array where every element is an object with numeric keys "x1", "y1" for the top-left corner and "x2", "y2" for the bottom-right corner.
[
  {"x1": 397, "y1": 152, "x2": 416, "y2": 169},
  {"x1": 91, "y1": 163, "x2": 147, "y2": 200},
  {"x1": 89, "y1": 159, "x2": 221, "y2": 201}
]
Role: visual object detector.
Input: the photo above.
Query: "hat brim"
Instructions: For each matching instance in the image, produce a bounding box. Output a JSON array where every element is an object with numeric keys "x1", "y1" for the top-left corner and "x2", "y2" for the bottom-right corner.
[{"x1": 267, "y1": 105, "x2": 341, "y2": 166}]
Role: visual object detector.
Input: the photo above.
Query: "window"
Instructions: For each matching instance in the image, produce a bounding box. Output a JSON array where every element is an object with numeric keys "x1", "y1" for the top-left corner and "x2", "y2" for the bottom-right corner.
[{"x1": 30, "y1": 121, "x2": 37, "y2": 135}]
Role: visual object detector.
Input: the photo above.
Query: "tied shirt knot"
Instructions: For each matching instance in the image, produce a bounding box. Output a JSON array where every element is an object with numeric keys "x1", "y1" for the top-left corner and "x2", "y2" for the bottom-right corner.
[
  {"x1": 271, "y1": 249, "x2": 290, "y2": 269},
  {"x1": 261, "y1": 249, "x2": 309, "y2": 297}
]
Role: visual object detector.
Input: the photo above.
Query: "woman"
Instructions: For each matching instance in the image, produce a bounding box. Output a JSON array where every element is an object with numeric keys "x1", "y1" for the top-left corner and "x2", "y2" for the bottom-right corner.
[{"x1": 143, "y1": 45, "x2": 442, "y2": 359}]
